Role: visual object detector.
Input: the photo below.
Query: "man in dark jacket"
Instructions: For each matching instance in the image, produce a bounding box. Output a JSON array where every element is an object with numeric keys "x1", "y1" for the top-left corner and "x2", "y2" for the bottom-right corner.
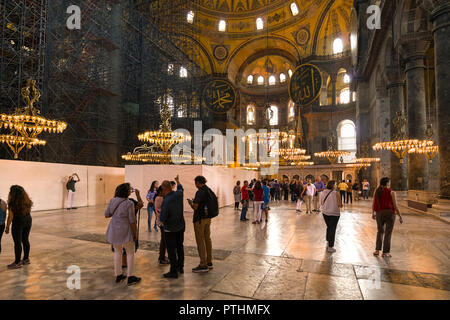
[{"x1": 159, "y1": 175, "x2": 185, "y2": 279}]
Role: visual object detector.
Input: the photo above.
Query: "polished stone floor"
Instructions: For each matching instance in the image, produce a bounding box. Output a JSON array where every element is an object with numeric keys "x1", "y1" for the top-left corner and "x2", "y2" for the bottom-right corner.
[{"x1": 0, "y1": 199, "x2": 448, "y2": 300}]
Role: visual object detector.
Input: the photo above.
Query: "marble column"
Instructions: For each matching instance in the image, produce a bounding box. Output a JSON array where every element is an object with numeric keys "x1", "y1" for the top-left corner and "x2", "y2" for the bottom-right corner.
[
  {"x1": 386, "y1": 66, "x2": 407, "y2": 190},
  {"x1": 402, "y1": 39, "x2": 431, "y2": 191},
  {"x1": 430, "y1": 3, "x2": 450, "y2": 198},
  {"x1": 376, "y1": 85, "x2": 391, "y2": 179}
]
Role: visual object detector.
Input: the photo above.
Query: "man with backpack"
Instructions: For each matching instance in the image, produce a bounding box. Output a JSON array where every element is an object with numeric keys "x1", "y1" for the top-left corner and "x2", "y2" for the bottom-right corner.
[{"x1": 187, "y1": 176, "x2": 218, "y2": 273}]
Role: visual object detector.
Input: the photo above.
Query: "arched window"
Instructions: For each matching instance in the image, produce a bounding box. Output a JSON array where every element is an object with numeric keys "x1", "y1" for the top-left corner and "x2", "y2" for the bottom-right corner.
[
  {"x1": 187, "y1": 11, "x2": 194, "y2": 24},
  {"x1": 256, "y1": 18, "x2": 264, "y2": 30},
  {"x1": 218, "y1": 20, "x2": 226, "y2": 32},
  {"x1": 167, "y1": 63, "x2": 174, "y2": 75},
  {"x1": 288, "y1": 100, "x2": 295, "y2": 120},
  {"x1": 340, "y1": 88, "x2": 350, "y2": 104},
  {"x1": 288, "y1": 69, "x2": 293, "y2": 78},
  {"x1": 280, "y1": 73, "x2": 286, "y2": 83},
  {"x1": 337, "y1": 120, "x2": 357, "y2": 162},
  {"x1": 267, "y1": 105, "x2": 278, "y2": 126},
  {"x1": 290, "y1": 3, "x2": 299, "y2": 16},
  {"x1": 180, "y1": 66, "x2": 188, "y2": 78},
  {"x1": 247, "y1": 75, "x2": 254, "y2": 84},
  {"x1": 247, "y1": 105, "x2": 255, "y2": 125},
  {"x1": 343, "y1": 74, "x2": 350, "y2": 84},
  {"x1": 269, "y1": 75, "x2": 276, "y2": 86},
  {"x1": 177, "y1": 92, "x2": 187, "y2": 118},
  {"x1": 257, "y1": 75, "x2": 264, "y2": 85},
  {"x1": 333, "y1": 38, "x2": 343, "y2": 54}
]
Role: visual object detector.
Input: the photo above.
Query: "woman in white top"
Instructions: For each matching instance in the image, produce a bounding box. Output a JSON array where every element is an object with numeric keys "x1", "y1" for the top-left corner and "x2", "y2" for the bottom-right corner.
[{"x1": 320, "y1": 180, "x2": 343, "y2": 253}]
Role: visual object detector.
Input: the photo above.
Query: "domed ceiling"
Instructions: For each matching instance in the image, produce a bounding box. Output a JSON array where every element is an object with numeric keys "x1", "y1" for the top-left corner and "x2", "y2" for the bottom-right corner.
[{"x1": 174, "y1": 0, "x2": 353, "y2": 82}]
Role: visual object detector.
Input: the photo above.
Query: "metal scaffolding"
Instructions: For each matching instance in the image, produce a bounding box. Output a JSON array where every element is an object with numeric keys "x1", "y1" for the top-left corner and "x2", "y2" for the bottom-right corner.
[{"x1": 1, "y1": 0, "x2": 213, "y2": 166}]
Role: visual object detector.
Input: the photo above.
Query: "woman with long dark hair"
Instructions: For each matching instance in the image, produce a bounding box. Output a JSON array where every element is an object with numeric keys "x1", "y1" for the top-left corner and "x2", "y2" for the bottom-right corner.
[
  {"x1": 154, "y1": 186, "x2": 169, "y2": 265},
  {"x1": 252, "y1": 181, "x2": 264, "y2": 224},
  {"x1": 320, "y1": 180, "x2": 343, "y2": 253},
  {"x1": 5, "y1": 185, "x2": 33, "y2": 269},
  {"x1": 105, "y1": 183, "x2": 141, "y2": 286},
  {"x1": 372, "y1": 177, "x2": 403, "y2": 257},
  {"x1": 146, "y1": 181, "x2": 159, "y2": 232}
]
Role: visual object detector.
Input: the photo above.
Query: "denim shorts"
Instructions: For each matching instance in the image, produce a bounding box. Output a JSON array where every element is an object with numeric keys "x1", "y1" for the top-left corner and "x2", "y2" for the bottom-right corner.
[{"x1": 261, "y1": 202, "x2": 269, "y2": 210}]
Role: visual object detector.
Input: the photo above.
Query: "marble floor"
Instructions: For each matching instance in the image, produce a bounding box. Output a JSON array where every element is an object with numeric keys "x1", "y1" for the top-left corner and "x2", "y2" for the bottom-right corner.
[{"x1": 0, "y1": 199, "x2": 448, "y2": 300}]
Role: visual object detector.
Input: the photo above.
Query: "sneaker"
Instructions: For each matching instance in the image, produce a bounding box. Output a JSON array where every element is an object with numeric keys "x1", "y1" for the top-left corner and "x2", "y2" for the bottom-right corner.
[
  {"x1": 127, "y1": 276, "x2": 141, "y2": 286},
  {"x1": 192, "y1": 265, "x2": 209, "y2": 273},
  {"x1": 207, "y1": 263, "x2": 213, "y2": 270},
  {"x1": 7, "y1": 262, "x2": 22, "y2": 269},
  {"x1": 115, "y1": 274, "x2": 127, "y2": 283},
  {"x1": 158, "y1": 258, "x2": 170, "y2": 265},
  {"x1": 327, "y1": 247, "x2": 336, "y2": 253},
  {"x1": 163, "y1": 272, "x2": 178, "y2": 279},
  {"x1": 22, "y1": 259, "x2": 30, "y2": 265}
]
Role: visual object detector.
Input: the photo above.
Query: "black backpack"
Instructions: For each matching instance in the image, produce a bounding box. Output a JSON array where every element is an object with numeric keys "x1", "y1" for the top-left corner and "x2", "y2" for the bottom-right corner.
[{"x1": 204, "y1": 187, "x2": 219, "y2": 219}]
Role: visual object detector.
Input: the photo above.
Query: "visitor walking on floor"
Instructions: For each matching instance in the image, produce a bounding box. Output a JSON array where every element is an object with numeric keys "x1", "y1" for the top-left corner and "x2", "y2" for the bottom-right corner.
[
  {"x1": 5, "y1": 185, "x2": 33, "y2": 269},
  {"x1": 66, "y1": 173, "x2": 80, "y2": 210},
  {"x1": 155, "y1": 186, "x2": 169, "y2": 265},
  {"x1": 352, "y1": 180, "x2": 360, "y2": 201},
  {"x1": 252, "y1": 181, "x2": 264, "y2": 224},
  {"x1": 0, "y1": 198, "x2": 6, "y2": 254},
  {"x1": 233, "y1": 181, "x2": 241, "y2": 210},
  {"x1": 338, "y1": 180, "x2": 348, "y2": 204},
  {"x1": 159, "y1": 176, "x2": 185, "y2": 279},
  {"x1": 313, "y1": 177, "x2": 325, "y2": 213},
  {"x1": 320, "y1": 180, "x2": 343, "y2": 253},
  {"x1": 282, "y1": 180, "x2": 289, "y2": 201},
  {"x1": 303, "y1": 179, "x2": 316, "y2": 214},
  {"x1": 274, "y1": 180, "x2": 281, "y2": 202},
  {"x1": 372, "y1": 177, "x2": 403, "y2": 258},
  {"x1": 146, "y1": 181, "x2": 159, "y2": 232},
  {"x1": 262, "y1": 180, "x2": 270, "y2": 222},
  {"x1": 290, "y1": 180, "x2": 298, "y2": 202},
  {"x1": 240, "y1": 181, "x2": 251, "y2": 221},
  {"x1": 362, "y1": 179, "x2": 370, "y2": 200},
  {"x1": 296, "y1": 179, "x2": 304, "y2": 213},
  {"x1": 105, "y1": 183, "x2": 141, "y2": 286},
  {"x1": 188, "y1": 176, "x2": 218, "y2": 273},
  {"x1": 346, "y1": 180, "x2": 353, "y2": 204}
]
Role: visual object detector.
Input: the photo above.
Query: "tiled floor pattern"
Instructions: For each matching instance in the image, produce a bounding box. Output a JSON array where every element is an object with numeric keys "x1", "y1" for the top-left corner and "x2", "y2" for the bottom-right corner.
[{"x1": 0, "y1": 199, "x2": 448, "y2": 300}]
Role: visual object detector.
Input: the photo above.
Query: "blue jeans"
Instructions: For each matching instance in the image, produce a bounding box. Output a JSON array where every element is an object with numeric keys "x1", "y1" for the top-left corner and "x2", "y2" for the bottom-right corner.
[
  {"x1": 147, "y1": 205, "x2": 156, "y2": 230},
  {"x1": 240, "y1": 200, "x2": 249, "y2": 220}
]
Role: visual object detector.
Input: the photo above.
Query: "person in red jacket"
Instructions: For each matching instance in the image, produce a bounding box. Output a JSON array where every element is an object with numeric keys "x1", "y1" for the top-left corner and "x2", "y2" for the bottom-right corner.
[{"x1": 372, "y1": 177, "x2": 403, "y2": 257}]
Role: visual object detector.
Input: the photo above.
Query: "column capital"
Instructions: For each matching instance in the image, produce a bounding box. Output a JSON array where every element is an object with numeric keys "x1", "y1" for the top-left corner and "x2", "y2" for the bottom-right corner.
[
  {"x1": 430, "y1": 3, "x2": 450, "y2": 34},
  {"x1": 400, "y1": 35, "x2": 432, "y2": 73}
]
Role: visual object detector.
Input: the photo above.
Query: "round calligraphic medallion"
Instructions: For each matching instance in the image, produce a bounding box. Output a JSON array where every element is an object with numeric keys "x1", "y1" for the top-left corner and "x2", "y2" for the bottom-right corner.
[
  {"x1": 289, "y1": 64, "x2": 322, "y2": 106},
  {"x1": 213, "y1": 45, "x2": 228, "y2": 61},
  {"x1": 296, "y1": 28, "x2": 310, "y2": 46},
  {"x1": 202, "y1": 79, "x2": 236, "y2": 114}
]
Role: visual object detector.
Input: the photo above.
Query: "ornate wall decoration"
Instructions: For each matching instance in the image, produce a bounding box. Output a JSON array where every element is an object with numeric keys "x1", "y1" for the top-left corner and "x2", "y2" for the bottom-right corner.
[
  {"x1": 289, "y1": 64, "x2": 322, "y2": 106},
  {"x1": 213, "y1": 45, "x2": 229, "y2": 61},
  {"x1": 296, "y1": 27, "x2": 310, "y2": 46},
  {"x1": 202, "y1": 79, "x2": 237, "y2": 114}
]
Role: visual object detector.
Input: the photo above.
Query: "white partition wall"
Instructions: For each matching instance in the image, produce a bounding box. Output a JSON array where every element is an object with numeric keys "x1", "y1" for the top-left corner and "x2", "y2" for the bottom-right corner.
[
  {"x1": 125, "y1": 165, "x2": 259, "y2": 212},
  {"x1": 0, "y1": 160, "x2": 124, "y2": 211}
]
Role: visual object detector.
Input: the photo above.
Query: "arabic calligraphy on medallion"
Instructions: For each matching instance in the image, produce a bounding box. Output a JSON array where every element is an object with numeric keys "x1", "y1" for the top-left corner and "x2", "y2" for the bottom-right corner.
[
  {"x1": 289, "y1": 64, "x2": 322, "y2": 106},
  {"x1": 202, "y1": 79, "x2": 236, "y2": 114}
]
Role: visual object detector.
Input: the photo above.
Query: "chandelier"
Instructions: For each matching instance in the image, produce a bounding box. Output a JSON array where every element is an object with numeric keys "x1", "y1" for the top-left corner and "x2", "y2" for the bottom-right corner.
[
  {"x1": 0, "y1": 79, "x2": 67, "y2": 159},
  {"x1": 122, "y1": 100, "x2": 191, "y2": 164},
  {"x1": 372, "y1": 112, "x2": 436, "y2": 164},
  {"x1": 290, "y1": 161, "x2": 314, "y2": 168}
]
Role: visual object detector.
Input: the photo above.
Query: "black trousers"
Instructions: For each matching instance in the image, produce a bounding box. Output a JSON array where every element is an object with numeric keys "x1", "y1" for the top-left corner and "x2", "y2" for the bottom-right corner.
[
  {"x1": 165, "y1": 230, "x2": 184, "y2": 274},
  {"x1": 234, "y1": 202, "x2": 239, "y2": 209},
  {"x1": 322, "y1": 214, "x2": 340, "y2": 247},
  {"x1": 0, "y1": 224, "x2": 4, "y2": 253},
  {"x1": 159, "y1": 226, "x2": 167, "y2": 261},
  {"x1": 376, "y1": 210, "x2": 395, "y2": 253},
  {"x1": 340, "y1": 191, "x2": 346, "y2": 203},
  {"x1": 346, "y1": 192, "x2": 352, "y2": 204},
  {"x1": 284, "y1": 190, "x2": 289, "y2": 200},
  {"x1": 12, "y1": 215, "x2": 32, "y2": 264}
]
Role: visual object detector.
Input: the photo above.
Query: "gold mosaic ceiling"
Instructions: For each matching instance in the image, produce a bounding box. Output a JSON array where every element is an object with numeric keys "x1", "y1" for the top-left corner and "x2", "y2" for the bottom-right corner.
[{"x1": 184, "y1": 0, "x2": 353, "y2": 78}]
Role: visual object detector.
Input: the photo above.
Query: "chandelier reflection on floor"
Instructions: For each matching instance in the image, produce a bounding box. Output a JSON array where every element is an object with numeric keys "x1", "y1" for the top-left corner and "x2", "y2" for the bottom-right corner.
[{"x1": 0, "y1": 79, "x2": 67, "y2": 159}]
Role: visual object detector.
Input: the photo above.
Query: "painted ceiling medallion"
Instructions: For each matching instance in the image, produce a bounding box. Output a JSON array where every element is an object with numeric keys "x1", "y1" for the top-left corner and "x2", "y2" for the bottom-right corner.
[
  {"x1": 213, "y1": 45, "x2": 228, "y2": 61},
  {"x1": 296, "y1": 27, "x2": 310, "y2": 46}
]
